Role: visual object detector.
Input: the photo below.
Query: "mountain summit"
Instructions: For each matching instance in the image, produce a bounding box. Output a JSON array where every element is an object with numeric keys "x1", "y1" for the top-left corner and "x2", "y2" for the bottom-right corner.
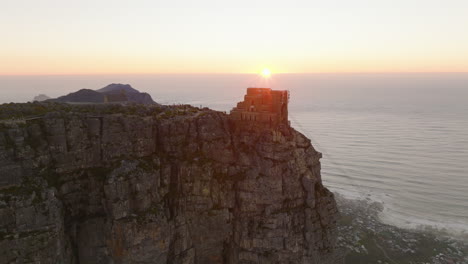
[
  {"x1": 48, "y1": 84, "x2": 157, "y2": 105},
  {"x1": 97, "y1": 83, "x2": 140, "y2": 94}
]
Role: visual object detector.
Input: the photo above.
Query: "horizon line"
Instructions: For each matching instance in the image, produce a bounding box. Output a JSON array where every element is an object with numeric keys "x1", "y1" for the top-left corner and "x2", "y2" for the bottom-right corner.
[{"x1": 1, "y1": 71, "x2": 468, "y2": 76}]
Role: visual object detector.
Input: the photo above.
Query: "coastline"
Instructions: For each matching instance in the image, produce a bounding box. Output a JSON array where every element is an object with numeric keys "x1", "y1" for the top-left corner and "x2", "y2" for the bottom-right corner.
[{"x1": 335, "y1": 193, "x2": 468, "y2": 263}]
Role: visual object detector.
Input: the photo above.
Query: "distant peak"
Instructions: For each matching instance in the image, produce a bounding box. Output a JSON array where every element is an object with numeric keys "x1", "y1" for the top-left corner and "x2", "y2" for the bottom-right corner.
[
  {"x1": 97, "y1": 83, "x2": 140, "y2": 94},
  {"x1": 106, "y1": 83, "x2": 132, "y2": 88},
  {"x1": 33, "y1": 94, "x2": 51, "y2": 102}
]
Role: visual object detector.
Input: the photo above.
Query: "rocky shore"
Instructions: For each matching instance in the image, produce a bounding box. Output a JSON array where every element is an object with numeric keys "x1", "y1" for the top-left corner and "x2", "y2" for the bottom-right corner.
[{"x1": 335, "y1": 194, "x2": 468, "y2": 264}]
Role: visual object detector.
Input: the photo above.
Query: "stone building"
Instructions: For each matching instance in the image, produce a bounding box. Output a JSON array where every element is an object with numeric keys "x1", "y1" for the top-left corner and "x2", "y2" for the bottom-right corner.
[{"x1": 230, "y1": 87, "x2": 289, "y2": 126}]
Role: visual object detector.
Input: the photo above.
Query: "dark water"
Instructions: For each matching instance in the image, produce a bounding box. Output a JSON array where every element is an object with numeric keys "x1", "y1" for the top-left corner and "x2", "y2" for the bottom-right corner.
[{"x1": 1, "y1": 73, "x2": 467, "y2": 239}]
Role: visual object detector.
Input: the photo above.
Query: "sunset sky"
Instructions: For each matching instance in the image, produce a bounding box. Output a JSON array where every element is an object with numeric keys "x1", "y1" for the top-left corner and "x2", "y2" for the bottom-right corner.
[{"x1": 1, "y1": 0, "x2": 468, "y2": 74}]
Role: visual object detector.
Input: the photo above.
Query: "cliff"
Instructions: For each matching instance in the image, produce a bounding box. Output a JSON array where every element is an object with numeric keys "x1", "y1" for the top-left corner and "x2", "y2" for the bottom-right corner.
[{"x1": 0, "y1": 104, "x2": 341, "y2": 264}]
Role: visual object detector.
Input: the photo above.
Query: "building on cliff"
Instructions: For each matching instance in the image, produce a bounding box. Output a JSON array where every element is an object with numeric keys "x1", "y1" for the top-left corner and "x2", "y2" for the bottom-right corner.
[{"x1": 229, "y1": 88, "x2": 289, "y2": 126}]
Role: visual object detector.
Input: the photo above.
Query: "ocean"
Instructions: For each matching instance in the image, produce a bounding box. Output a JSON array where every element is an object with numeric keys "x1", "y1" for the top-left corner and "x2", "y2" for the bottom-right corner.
[{"x1": 1, "y1": 73, "x2": 467, "y2": 240}]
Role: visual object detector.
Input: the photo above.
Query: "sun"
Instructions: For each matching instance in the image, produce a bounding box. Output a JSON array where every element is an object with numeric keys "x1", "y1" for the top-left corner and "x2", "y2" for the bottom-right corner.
[{"x1": 261, "y1": 68, "x2": 271, "y2": 78}]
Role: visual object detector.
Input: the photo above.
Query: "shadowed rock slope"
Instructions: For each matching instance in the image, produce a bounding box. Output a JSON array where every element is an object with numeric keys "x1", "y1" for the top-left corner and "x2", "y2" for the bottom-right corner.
[
  {"x1": 0, "y1": 104, "x2": 342, "y2": 264},
  {"x1": 48, "y1": 83, "x2": 156, "y2": 105}
]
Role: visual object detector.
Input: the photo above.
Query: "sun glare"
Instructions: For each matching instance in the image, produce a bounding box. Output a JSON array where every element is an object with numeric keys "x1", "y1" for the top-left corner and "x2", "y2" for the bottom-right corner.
[{"x1": 261, "y1": 68, "x2": 271, "y2": 77}]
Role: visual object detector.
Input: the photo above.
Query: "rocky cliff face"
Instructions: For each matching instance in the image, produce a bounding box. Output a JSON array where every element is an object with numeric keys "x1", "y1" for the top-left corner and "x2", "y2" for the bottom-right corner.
[{"x1": 0, "y1": 105, "x2": 341, "y2": 264}]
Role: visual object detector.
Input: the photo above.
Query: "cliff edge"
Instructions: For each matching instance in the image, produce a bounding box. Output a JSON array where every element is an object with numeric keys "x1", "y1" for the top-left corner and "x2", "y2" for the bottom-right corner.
[{"x1": 0, "y1": 103, "x2": 341, "y2": 263}]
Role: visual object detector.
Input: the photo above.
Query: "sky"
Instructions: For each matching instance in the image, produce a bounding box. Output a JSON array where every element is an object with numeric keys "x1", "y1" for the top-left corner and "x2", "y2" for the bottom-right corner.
[{"x1": 1, "y1": 0, "x2": 468, "y2": 74}]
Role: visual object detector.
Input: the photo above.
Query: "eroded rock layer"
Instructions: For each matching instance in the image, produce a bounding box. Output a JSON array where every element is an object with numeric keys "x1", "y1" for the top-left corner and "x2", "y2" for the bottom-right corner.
[{"x1": 0, "y1": 105, "x2": 341, "y2": 264}]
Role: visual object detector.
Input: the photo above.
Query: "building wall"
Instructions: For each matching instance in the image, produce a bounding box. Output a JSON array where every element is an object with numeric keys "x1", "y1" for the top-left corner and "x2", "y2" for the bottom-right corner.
[{"x1": 230, "y1": 88, "x2": 289, "y2": 126}]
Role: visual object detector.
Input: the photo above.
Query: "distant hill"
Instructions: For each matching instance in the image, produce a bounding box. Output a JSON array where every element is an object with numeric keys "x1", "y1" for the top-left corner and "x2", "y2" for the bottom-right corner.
[
  {"x1": 47, "y1": 84, "x2": 157, "y2": 105},
  {"x1": 33, "y1": 94, "x2": 51, "y2": 102},
  {"x1": 51, "y1": 89, "x2": 104, "y2": 103},
  {"x1": 97, "y1": 83, "x2": 140, "y2": 94}
]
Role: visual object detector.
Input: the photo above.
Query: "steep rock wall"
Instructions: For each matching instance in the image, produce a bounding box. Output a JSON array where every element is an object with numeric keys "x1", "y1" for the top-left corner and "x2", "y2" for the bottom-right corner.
[{"x1": 0, "y1": 107, "x2": 341, "y2": 264}]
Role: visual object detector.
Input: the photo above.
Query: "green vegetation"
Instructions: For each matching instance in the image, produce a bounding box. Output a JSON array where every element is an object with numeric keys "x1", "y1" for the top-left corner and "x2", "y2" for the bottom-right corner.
[
  {"x1": 0, "y1": 231, "x2": 13, "y2": 241},
  {"x1": 155, "y1": 105, "x2": 204, "y2": 120},
  {"x1": 0, "y1": 229, "x2": 49, "y2": 242},
  {"x1": 137, "y1": 156, "x2": 159, "y2": 172},
  {"x1": 0, "y1": 176, "x2": 44, "y2": 204},
  {"x1": 1, "y1": 132, "x2": 16, "y2": 150},
  {"x1": 0, "y1": 102, "x2": 168, "y2": 120},
  {"x1": 39, "y1": 165, "x2": 112, "y2": 191},
  {"x1": 39, "y1": 167, "x2": 61, "y2": 190},
  {"x1": 0, "y1": 102, "x2": 210, "y2": 128},
  {"x1": 23, "y1": 130, "x2": 42, "y2": 150},
  {"x1": 135, "y1": 201, "x2": 166, "y2": 224},
  {"x1": 87, "y1": 167, "x2": 113, "y2": 182}
]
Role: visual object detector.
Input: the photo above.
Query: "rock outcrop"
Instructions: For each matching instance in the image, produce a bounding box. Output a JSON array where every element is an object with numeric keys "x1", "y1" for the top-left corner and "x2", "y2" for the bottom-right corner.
[
  {"x1": 32, "y1": 94, "x2": 51, "y2": 102},
  {"x1": 0, "y1": 104, "x2": 341, "y2": 263}
]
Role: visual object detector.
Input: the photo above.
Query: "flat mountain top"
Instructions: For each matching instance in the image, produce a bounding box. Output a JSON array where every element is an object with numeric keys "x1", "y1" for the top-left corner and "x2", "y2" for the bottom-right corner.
[{"x1": 97, "y1": 83, "x2": 140, "y2": 94}]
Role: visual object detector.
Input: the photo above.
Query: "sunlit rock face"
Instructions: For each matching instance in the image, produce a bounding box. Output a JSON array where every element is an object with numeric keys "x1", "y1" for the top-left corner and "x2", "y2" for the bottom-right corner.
[{"x1": 0, "y1": 105, "x2": 342, "y2": 264}]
